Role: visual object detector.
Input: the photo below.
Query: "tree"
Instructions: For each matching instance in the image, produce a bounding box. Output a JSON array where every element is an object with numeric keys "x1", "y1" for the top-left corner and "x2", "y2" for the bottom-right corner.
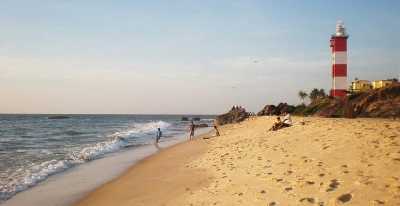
[
  {"x1": 298, "y1": 90, "x2": 308, "y2": 104},
  {"x1": 387, "y1": 78, "x2": 399, "y2": 82},
  {"x1": 309, "y1": 88, "x2": 320, "y2": 101},
  {"x1": 318, "y1": 89, "x2": 327, "y2": 97},
  {"x1": 309, "y1": 88, "x2": 327, "y2": 102}
]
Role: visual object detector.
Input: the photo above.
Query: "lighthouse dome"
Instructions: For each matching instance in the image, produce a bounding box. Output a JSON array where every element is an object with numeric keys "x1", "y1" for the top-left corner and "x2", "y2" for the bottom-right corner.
[{"x1": 335, "y1": 20, "x2": 347, "y2": 37}]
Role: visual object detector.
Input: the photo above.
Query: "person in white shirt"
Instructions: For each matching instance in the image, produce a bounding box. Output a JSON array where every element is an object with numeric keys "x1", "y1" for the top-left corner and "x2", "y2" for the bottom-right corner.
[{"x1": 282, "y1": 112, "x2": 293, "y2": 126}]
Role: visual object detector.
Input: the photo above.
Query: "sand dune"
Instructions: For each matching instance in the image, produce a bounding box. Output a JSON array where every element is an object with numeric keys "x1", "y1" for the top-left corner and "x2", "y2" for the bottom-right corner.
[{"x1": 76, "y1": 117, "x2": 400, "y2": 206}]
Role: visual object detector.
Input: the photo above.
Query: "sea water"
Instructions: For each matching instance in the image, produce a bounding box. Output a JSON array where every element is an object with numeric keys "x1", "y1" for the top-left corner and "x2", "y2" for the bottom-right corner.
[{"x1": 0, "y1": 114, "x2": 214, "y2": 204}]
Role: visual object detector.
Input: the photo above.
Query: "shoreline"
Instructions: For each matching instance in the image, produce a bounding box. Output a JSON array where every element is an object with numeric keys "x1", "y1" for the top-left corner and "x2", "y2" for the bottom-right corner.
[
  {"x1": 74, "y1": 116, "x2": 400, "y2": 205},
  {"x1": 2, "y1": 127, "x2": 213, "y2": 206},
  {"x1": 75, "y1": 131, "x2": 213, "y2": 206}
]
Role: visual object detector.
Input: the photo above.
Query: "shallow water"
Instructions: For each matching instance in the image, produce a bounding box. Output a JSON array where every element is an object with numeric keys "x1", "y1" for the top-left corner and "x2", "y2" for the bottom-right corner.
[{"x1": 0, "y1": 114, "x2": 214, "y2": 203}]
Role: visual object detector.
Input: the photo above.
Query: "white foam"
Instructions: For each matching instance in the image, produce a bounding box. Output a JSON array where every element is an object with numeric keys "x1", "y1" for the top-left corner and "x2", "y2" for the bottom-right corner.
[
  {"x1": 112, "y1": 120, "x2": 171, "y2": 138},
  {"x1": 0, "y1": 159, "x2": 72, "y2": 202},
  {"x1": 0, "y1": 121, "x2": 172, "y2": 202}
]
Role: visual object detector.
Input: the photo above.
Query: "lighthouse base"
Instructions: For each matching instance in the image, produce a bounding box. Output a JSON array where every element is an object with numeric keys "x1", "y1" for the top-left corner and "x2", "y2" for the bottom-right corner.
[{"x1": 330, "y1": 89, "x2": 347, "y2": 98}]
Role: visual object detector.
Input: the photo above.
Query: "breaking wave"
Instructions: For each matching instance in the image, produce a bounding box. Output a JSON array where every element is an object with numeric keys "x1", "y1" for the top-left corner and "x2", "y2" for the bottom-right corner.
[{"x1": 0, "y1": 121, "x2": 171, "y2": 202}]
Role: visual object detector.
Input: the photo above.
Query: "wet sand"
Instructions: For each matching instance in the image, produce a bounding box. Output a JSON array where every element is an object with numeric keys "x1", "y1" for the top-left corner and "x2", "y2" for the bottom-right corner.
[
  {"x1": 75, "y1": 136, "x2": 211, "y2": 206},
  {"x1": 75, "y1": 117, "x2": 400, "y2": 205}
]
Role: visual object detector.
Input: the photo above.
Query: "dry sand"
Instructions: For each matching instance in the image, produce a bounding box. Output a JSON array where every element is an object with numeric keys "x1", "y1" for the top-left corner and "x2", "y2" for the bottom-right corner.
[{"x1": 75, "y1": 117, "x2": 400, "y2": 206}]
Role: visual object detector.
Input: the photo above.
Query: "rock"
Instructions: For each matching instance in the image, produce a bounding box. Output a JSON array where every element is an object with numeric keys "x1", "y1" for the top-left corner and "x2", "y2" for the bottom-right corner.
[
  {"x1": 257, "y1": 105, "x2": 276, "y2": 116},
  {"x1": 303, "y1": 83, "x2": 400, "y2": 118},
  {"x1": 181, "y1": 117, "x2": 189, "y2": 121},
  {"x1": 48, "y1": 115, "x2": 70, "y2": 119},
  {"x1": 257, "y1": 103, "x2": 296, "y2": 116},
  {"x1": 196, "y1": 123, "x2": 209, "y2": 128},
  {"x1": 215, "y1": 107, "x2": 249, "y2": 125},
  {"x1": 350, "y1": 83, "x2": 400, "y2": 118}
]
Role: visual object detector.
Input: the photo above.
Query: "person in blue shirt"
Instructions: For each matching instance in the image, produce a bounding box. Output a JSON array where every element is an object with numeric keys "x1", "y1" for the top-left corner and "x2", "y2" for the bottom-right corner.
[{"x1": 156, "y1": 128, "x2": 162, "y2": 144}]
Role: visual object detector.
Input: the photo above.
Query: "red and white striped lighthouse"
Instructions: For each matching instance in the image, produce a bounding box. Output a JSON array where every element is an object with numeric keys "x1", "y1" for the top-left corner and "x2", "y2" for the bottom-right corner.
[{"x1": 330, "y1": 21, "x2": 348, "y2": 98}]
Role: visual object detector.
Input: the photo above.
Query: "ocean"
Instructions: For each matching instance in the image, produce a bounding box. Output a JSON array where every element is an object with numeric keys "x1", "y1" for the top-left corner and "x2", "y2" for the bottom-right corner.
[{"x1": 0, "y1": 114, "x2": 214, "y2": 204}]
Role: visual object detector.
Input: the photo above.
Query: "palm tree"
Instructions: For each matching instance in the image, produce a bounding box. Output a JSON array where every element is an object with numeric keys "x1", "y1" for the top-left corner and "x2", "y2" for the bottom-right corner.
[
  {"x1": 298, "y1": 90, "x2": 308, "y2": 104},
  {"x1": 309, "y1": 88, "x2": 320, "y2": 102}
]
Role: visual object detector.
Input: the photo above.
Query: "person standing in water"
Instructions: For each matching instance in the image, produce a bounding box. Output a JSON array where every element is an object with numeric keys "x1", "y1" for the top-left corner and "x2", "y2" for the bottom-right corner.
[
  {"x1": 155, "y1": 128, "x2": 162, "y2": 144},
  {"x1": 188, "y1": 121, "x2": 195, "y2": 140}
]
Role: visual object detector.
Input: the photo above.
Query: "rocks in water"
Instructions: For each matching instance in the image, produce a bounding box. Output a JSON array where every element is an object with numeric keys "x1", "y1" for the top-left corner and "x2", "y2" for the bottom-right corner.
[
  {"x1": 48, "y1": 115, "x2": 70, "y2": 119},
  {"x1": 215, "y1": 106, "x2": 249, "y2": 125},
  {"x1": 192, "y1": 117, "x2": 201, "y2": 121},
  {"x1": 181, "y1": 117, "x2": 202, "y2": 121},
  {"x1": 196, "y1": 123, "x2": 209, "y2": 128}
]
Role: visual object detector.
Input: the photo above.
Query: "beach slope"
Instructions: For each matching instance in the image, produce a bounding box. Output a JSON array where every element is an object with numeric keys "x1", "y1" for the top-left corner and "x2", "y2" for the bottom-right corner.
[
  {"x1": 76, "y1": 138, "x2": 211, "y2": 206},
  {"x1": 76, "y1": 117, "x2": 400, "y2": 205}
]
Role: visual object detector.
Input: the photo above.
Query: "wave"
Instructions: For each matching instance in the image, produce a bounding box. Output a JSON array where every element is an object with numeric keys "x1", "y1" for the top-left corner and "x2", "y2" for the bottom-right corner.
[
  {"x1": 111, "y1": 120, "x2": 171, "y2": 138},
  {"x1": 0, "y1": 121, "x2": 171, "y2": 202},
  {"x1": 0, "y1": 159, "x2": 72, "y2": 201}
]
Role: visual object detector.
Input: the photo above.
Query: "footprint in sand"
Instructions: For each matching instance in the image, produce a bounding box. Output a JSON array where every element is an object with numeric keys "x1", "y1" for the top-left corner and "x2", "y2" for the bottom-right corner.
[
  {"x1": 326, "y1": 179, "x2": 340, "y2": 192},
  {"x1": 306, "y1": 181, "x2": 315, "y2": 185},
  {"x1": 268, "y1": 201, "x2": 277, "y2": 206},
  {"x1": 337, "y1": 193, "x2": 352, "y2": 204},
  {"x1": 374, "y1": 200, "x2": 385, "y2": 205},
  {"x1": 299, "y1": 197, "x2": 315, "y2": 204},
  {"x1": 284, "y1": 187, "x2": 293, "y2": 192}
]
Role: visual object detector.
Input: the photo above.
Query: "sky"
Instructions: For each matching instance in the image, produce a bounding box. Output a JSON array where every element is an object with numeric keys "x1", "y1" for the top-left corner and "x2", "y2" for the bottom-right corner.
[{"x1": 0, "y1": 0, "x2": 399, "y2": 114}]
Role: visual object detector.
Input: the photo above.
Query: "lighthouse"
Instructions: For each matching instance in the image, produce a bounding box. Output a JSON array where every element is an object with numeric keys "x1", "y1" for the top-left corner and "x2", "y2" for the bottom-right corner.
[{"x1": 330, "y1": 21, "x2": 348, "y2": 98}]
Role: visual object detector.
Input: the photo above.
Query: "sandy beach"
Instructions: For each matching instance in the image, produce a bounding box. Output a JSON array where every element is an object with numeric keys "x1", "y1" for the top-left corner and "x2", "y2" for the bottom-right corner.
[{"x1": 75, "y1": 117, "x2": 400, "y2": 206}]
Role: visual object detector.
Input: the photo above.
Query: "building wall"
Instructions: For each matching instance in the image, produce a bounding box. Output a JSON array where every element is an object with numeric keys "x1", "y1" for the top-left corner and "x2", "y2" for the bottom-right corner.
[
  {"x1": 372, "y1": 80, "x2": 393, "y2": 89},
  {"x1": 351, "y1": 80, "x2": 371, "y2": 92}
]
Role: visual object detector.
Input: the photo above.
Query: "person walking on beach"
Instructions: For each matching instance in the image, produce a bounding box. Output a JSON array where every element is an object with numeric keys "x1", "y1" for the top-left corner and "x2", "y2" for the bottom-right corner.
[
  {"x1": 214, "y1": 125, "x2": 220, "y2": 137},
  {"x1": 188, "y1": 121, "x2": 195, "y2": 140},
  {"x1": 155, "y1": 128, "x2": 162, "y2": 144}
]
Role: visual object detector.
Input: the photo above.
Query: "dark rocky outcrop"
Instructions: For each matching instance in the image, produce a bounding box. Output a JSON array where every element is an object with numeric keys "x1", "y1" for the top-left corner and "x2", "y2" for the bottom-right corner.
[
  {"x1": 257, "y1": 103, "x2": 296, "y2": 116},
  {"x1": 192, "y1": 117, "x2": 201, "y2": 121},
  {"x1": 349, "y1": 83, "x2": 400, "y2": 118},
  {"x1": 257, "y1": 105, "x2": 276, "y2": 116},
  {"x1": 304, "y1": 83, "x2": 400, "y2": 118},
  {"x1": 215, "y1": 107, "x2": 249, "y2": 125},
  {"x1": 256, "y1": 83, "x2": 400, "y2": 118}
]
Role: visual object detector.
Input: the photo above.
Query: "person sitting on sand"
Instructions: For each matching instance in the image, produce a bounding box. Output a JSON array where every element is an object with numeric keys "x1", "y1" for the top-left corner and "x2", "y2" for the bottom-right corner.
[
  {"x1": 155, "y1": 128, "x2": 162, "y2": 144},
  {"x1": 282, "y1": 112, "x2": 293, "y2": 127},
  {"x1": 269, "y1": 117, "x2": 282, "y2": 131}
]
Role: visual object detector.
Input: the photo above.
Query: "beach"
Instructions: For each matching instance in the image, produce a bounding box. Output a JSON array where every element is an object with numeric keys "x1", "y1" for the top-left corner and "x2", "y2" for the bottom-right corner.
[{"x1": 75, "y1": 116, "x2": 400, "y2": 205}]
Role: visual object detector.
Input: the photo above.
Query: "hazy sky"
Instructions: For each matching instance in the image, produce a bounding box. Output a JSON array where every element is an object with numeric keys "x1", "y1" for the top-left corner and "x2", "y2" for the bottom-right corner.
[{"x1": 1, "y1": 0, "x2": 399, "y2": 114}]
